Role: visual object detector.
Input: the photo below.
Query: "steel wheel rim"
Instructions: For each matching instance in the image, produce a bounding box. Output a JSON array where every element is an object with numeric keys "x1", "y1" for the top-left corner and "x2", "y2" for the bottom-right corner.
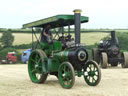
[
  {"x1": 58, "y1": 62, "x2": 75, "y2": 89},
  {"x1": 84, "y1": 61, "x2": 101, "y2": 86},
  {"x1": 28, "y1": 51, "x2": 43, "y2": 83}
]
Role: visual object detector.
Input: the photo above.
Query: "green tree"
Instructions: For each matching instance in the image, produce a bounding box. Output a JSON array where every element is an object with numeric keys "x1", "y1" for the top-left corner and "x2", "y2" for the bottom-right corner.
[{"x1": 0, "y1": 31, "x2": 14, "y2": 48}]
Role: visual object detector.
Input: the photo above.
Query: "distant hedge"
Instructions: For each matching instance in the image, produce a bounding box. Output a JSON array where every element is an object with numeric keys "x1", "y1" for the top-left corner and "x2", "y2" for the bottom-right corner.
[
  {"x1": 117, "y1": 32, "x2": 128, "y2": 51},
  {"x1": 13, "y1": 44, "x2": 32, "y2": 49},
  {"x1": 13, "y1": 41, "x2": 38, "y2": 49}
]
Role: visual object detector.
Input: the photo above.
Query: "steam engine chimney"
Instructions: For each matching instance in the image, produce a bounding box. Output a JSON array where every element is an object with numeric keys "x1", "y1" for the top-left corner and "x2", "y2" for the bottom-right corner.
[
  {"x1": 111, "y1": 31, "x2": 116, "y2": 40},
  {"x1": 73, "y1": 9, "x2": 82, "y2": 45}
]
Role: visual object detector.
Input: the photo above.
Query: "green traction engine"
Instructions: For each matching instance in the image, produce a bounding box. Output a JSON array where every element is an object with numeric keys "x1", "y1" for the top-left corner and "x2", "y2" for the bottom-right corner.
[{"x1": 23, "y1": 9, "x2": 101, "y2": 89}]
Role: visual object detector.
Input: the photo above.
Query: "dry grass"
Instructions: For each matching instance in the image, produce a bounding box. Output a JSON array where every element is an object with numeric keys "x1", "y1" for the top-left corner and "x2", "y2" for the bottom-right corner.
[
  {"x1": 12, "y1": 33, "x2": 40, "y2": 45},
  {"x1": 81, "y1": 32, "x2": 109, "y2": 45},
  {"x1": 0, "y1": 32, "x2": 109, "y2": 45}
]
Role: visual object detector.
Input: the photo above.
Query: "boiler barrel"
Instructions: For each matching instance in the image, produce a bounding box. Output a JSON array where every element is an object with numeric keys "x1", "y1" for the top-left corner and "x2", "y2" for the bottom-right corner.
[{"x1": 54, "y1": 51, "x2": 69, "y2": 61}]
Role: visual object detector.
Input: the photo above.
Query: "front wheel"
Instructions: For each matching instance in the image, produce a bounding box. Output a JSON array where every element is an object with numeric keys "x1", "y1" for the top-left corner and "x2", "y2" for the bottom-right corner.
[
  {"x1": 58, "y1": 62, "x2": 75, "y2": 89},
  {"x1": 84, "y1": 60, "x2": 101, "y2": 86}
]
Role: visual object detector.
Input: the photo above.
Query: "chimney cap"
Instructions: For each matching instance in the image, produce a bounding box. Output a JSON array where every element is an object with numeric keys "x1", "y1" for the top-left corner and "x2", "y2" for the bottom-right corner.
[{"x1": 73, "y1": 9, "x2": 82, "y2": 13}]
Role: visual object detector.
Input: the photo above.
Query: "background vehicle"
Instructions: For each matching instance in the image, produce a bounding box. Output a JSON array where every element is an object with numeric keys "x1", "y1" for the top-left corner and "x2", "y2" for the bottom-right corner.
[
  {"x1": 23, "y1": 9, "x2": 101, "y2": 89},
  {"x1": 0, "y1": 52, "x2": 17, "y2": 64},
  {"x1": 21, "y1": 49, "x2": 31, "y2": 64},
  {"x1": 92, "y1": 31, "x2": 128, "y2": 68}
]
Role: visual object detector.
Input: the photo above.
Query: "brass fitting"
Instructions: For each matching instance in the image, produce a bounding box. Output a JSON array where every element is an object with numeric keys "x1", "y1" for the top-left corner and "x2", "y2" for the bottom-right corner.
[{"x1": 73, "y1": 9, "x2": 82, "y2": 13}]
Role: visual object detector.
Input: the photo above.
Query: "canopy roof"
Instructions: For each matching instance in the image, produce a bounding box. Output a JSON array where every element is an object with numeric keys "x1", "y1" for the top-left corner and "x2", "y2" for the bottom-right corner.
[{"x1": 23, "y1": 15, "x2": 89, "y2": 28}]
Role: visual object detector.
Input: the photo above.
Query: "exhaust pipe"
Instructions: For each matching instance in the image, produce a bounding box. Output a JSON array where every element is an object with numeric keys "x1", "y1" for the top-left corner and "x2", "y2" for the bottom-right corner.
[
  {"x1": 73, "y1": 9, "x2": 82, "y2": 45},
  {"x1": 111, "y1": 31, "x2": 116, "y2": 40}
]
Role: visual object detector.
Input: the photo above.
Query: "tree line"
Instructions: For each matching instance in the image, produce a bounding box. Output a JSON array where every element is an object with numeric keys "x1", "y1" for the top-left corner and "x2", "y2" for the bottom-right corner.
[{"x1": 0, "y1": 31, "x2": 14, "y2": 48}]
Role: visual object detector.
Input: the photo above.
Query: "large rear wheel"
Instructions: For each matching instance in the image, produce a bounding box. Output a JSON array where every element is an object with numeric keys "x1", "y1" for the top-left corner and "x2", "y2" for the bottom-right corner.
[
  {"x1": 121, "y1": 52, "x2": 128, "y2": 68},
  {"x1": 84, "y1": 60, "x2": 101, "y2": 86},
  {"x1": 58, "y1": 62, "x2": 75, "y2": 89},
  {"x1": 28, "y1": 49, "x2": 48, "y2": 83},
  {"x1": 100, "y1": 52, "x2": 108, "y2": 68}
]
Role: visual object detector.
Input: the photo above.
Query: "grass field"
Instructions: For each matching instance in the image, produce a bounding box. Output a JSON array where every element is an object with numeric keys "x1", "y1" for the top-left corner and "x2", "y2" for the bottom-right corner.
[
  {"x1": 81, "y1": 32, "x2": 109, "y2": 45},
  {"x1": 12, "y1": 33, "x2": 40, "y2": 45},
  {"x1": 4, "y1": 32, "x2": 109, "y2": 45},
  {"x1": 0, "y1": 29, "x2": 128, "y2": 46}
]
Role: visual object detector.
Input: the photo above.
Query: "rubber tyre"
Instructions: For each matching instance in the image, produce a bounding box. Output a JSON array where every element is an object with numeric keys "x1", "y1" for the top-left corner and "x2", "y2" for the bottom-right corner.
[
  {"x1": 28, "y1": 49, "x2": 48, "y2": 83},
  {"x1": 121, "y1": 52, "x2": 128, "y2": 68},
  {"x1": 92, "y1": 48, "x2": 100, "y2": 64},
  {"x1": 100, "y1": 52, "x2": 108, "y2": 69},
  {"x1": 58, "y1": 62, "x2": 75, "y2": 89},
  {"x1": 84, "y1": 60, "x2": 101, "y2": 86}
]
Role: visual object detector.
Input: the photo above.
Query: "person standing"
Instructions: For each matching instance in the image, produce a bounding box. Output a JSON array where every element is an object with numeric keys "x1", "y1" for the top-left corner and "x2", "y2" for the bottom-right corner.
[{"x1": 41, "y1": 24, "x2": 52, "y2": 43}]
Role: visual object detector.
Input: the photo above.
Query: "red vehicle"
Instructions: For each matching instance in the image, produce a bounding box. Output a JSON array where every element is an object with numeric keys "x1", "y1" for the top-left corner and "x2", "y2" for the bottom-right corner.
[{"x1": 0, "y1": 52, "x2": 17, "y2": 64}]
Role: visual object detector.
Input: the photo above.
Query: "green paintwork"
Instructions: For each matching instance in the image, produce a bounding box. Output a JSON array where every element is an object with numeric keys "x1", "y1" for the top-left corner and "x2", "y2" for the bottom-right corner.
[
  {"x1": 38, "y1": 41, "x2": 69, "y2": 73},
  {"x1": 40, "y1": 40, "x2": 62, "y2": 55},
  {"x1": 28, "y1": 49, "x2": 48, "y2": 83},
  {"x1": 47, "y1": 50, "x2": 69, "y2": 72},
  {"x1": 46, "y1": 50, "x2": 69, "y2": 72},
  {"x1": 54, "y1": 50, "x2": 69, "y2": 61},
  {"x1": 23, "y1": 15, "x2": 89, "y2": 28},
  {"x1": 47, "y1": 58, "x2": 60, "y2": 72},
  {"x1": 58, "y1": 62, "x2": 75, "y2": 89},
  {"x1": 37, "y1": 41, "x2": 62, "y2": 73}
]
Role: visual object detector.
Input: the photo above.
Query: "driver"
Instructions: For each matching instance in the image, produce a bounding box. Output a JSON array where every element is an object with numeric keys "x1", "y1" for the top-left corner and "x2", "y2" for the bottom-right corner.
[{"x1": 41, "y1": 24, "x2": 52, "y2": 43}]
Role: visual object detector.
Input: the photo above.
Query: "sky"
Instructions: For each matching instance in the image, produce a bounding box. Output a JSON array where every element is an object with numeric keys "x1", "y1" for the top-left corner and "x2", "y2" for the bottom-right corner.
[{"x1": 0, "y1": 0, "x2": 128, "y2": 29}]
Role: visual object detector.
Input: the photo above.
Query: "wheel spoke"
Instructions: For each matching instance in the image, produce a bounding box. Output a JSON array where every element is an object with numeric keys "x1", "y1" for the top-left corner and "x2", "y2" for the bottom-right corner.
[
  {"x1": 28, "y1": 50, "x2": 48, "y2": 83},
  {"x1": 31, "y1": 69, "x2": 36, "y2": 73},
  {"x1": 84, "y1": 60, "x2": 101, "y2": 86},
  {"x1": 89, "y1": 65, "x2": 92, "y2": 71},
  {"x1": 35, "y1": 54, "x2": 39, "y2": 61},
  {"x1": 89, "y1": 64, "x2": 94, "y2": 71},
  {"x1": 37, "y1": 58, "x2": 41, "y2": 64},
  {"x1": 31, "y1": 58, "x2": 36, "y2": 63},
  {"x1": 64, "y1": 65, "x2": 66, "y2": 72},
  {"x1": 68, "y1": 67, "x2": 71, "y2": 73},
  {"x1": 37, "y1": 66, "x2": 42, "y2": 69},
  {"x1": 58, "y1": 62, "x2": 75, "y2": 89},
  {"x1": 92, "y1": 77, "x2": 96, "y2": 82}
]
